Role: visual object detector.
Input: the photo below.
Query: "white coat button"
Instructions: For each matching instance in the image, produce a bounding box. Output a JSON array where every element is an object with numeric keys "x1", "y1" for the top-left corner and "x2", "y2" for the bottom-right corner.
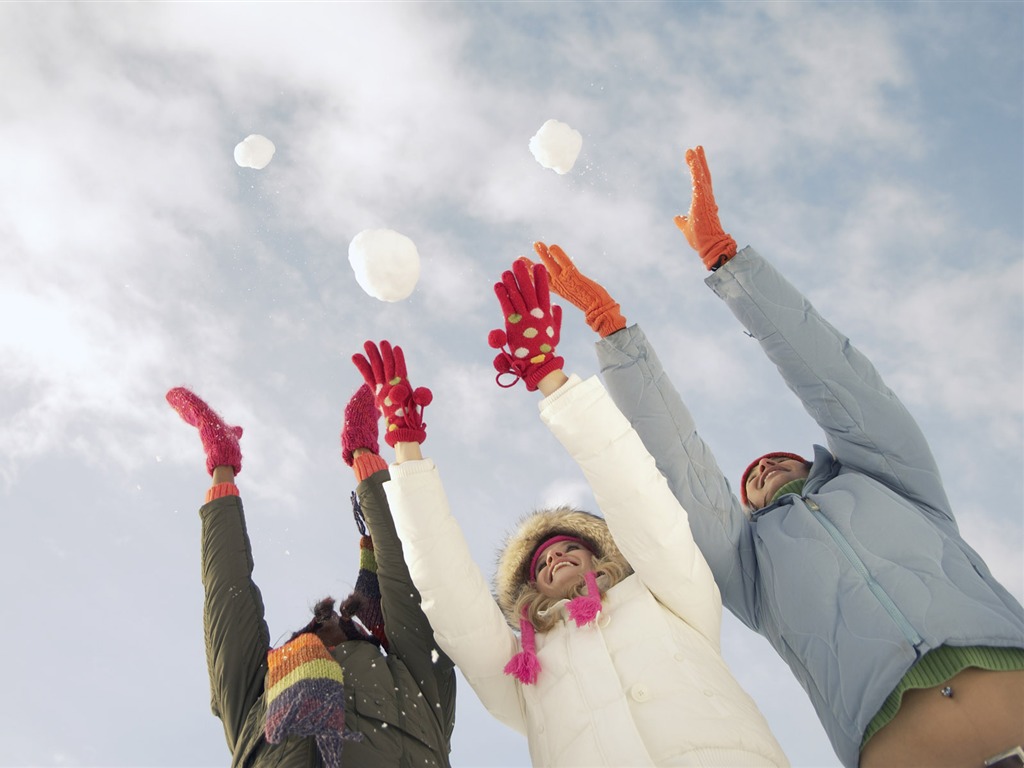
[
  {"x1": 674, "y1": 653, "x2": 685, "y2": 662},
  {"x1": 630, "y1": 683, "x2": 651, "y2": 702},
  {"x1": 597, "y1": 613, "x2": 611, "y2": 628},
  {"x1": 703, "y1": 689, "x2": 714, "y2": 697}
]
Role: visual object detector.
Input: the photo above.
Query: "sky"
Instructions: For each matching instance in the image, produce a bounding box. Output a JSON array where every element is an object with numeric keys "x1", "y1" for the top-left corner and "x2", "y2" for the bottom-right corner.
[{"x1": 0, "y1": 2, "x2": 1021, "y2": 766}]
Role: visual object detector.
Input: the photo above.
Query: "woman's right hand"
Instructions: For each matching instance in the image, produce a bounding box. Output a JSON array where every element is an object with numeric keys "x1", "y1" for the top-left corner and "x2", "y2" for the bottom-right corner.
[
  {"x1": 352, "y1": 340, "x2": 432, "y2": 447},
  {"x1": 487, "y1": 259, "x2": 565, "y2": 392}
]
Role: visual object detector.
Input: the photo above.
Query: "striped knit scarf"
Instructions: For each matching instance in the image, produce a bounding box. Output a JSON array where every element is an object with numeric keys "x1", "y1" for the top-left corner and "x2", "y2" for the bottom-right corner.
[{"x1": 265, "y1": 633, "x2": 362, "y2": 766}]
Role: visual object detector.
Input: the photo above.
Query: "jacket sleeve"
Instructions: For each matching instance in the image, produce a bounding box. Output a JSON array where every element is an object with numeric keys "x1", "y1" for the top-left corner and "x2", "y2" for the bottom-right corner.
[
  {"x1": 383, "y1": 460, "x2": 528, "y2": 735},
  {"x1": 596, "y1": 326, "x2": 761, "y2": 628},
  {"x1": 199, "y1": 495, "x2": 271, "y2": 751},
  {"x1": 355, "y1": 469, "x2": 457, "y2": 740},
  {"x1": 539, "y1": 374, "x2": 723, "y2": 645},
  {"x1": 708, "y1": 246, "x2": 953, "y2": 520}
]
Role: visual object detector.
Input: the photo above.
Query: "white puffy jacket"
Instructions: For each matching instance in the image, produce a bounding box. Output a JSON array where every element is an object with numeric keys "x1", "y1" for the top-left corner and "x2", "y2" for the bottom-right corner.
[{"x1": 383, "y1": 374, "x2": 789, "y2": 767}]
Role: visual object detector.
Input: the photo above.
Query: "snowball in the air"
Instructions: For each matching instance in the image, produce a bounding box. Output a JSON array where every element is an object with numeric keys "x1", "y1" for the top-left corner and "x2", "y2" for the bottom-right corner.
[
  {"x1": 348, "y1": 229, "x2": 421, "y2": 302},
  {"x1": 233, "y1": 134, "x2": 276, "y2": 169},
  {"x1": 529, "y1": 119, "x2": 583, "y2": 174}
]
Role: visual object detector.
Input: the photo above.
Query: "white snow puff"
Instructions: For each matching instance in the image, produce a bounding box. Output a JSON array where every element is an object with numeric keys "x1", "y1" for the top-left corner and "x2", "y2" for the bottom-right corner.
[
  {"x1": 348, "y1": 229, "x2": 421, "y2": 302},
  {"x1": 234, "y1": 134, "x2": 276, "y2": 169},
  {"x1": 529, "y1": 119, "x2": 583, "y2": 174}
]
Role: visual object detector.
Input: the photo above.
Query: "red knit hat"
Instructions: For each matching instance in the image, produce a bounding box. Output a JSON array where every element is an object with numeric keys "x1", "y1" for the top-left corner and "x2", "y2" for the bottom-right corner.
[{"x1": 740, "y1": 452, "x2": 810, "y2": 508}]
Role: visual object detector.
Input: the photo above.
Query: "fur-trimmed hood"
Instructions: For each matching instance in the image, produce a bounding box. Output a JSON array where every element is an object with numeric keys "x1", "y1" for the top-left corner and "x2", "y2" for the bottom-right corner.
[{"x1": 494, "y1": 505, "x2": 629, "y2": 626}]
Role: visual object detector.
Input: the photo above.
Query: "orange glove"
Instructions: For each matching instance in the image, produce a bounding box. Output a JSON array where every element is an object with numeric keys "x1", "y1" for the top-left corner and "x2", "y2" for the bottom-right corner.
[
  {"x1": 673, "y1": 145, "x2": 737, "y2": 271},
  {"x1": 524, "y1": 242, "x2": 626, "y2": 338}
]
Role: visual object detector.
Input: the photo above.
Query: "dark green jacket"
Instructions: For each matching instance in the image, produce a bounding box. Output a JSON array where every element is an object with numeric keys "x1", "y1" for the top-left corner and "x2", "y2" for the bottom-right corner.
[{"x1": 200, "y1": 469, "x2": 456, "y2": 767}]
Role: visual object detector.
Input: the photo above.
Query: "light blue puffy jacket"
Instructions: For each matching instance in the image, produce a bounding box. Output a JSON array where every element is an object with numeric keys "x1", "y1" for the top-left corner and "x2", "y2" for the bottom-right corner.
[{"x1": 595, "y1": 246, "x2": 1024, "y2": 768}]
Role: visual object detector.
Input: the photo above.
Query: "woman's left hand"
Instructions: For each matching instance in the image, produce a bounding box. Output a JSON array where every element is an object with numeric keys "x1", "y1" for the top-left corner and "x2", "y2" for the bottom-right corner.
[{"x1": 488, "y1": 260, "x2": 564, "y2": 391}]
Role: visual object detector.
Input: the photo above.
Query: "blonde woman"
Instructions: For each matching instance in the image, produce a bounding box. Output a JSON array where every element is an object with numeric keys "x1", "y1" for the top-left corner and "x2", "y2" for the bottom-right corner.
[{"x1": 350, "y1": 261, "x2": 789, "y2": 767}]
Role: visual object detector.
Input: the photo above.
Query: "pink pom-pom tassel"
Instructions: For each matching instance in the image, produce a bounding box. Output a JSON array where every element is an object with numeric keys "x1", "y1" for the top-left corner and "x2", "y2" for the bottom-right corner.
[
  {"x1": 504, "y1": 612, "x2": 541, "y2": 685},
  {"x1": 566, "y1": 571, "x2": 602, "y2": 627},
  {"x1": 503, "y1": 650, "x2": 541, "y2": 685}
]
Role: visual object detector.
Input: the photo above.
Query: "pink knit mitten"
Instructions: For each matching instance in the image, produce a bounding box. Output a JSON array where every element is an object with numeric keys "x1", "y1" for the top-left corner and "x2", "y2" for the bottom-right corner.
[
  {"x1": 341, "y1": 384, "x2": 380, "y2": 466},
  {"x1": 166, "y1": 387, "x2": 243, "y2": 475}
]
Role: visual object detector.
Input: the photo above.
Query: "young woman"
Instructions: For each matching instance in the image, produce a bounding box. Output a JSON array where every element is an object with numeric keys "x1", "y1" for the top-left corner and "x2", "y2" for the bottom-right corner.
[
  {"x1": 349, "y1": 262, "x2": 789, "y2": 767},
  {"x1": 526, "y1": 145, "x2": 1024, "y2": 768},
  {"x1": 165, "y1": 384, "x2": 456, "y2": 768}
]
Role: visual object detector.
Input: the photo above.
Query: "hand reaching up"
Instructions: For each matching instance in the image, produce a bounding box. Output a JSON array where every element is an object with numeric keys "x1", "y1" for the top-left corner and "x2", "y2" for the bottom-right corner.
[
  {"x1": 165, "y1": 387, "x2": 243, "y2": 475},
  {"x1": 525, "y1": 242, "x2": 625, "y2": 338},
  {"x1": 488, "y1": 259, "x2": 564, "y2": 391},
  {"x1": 674, "y1": 145, "x2": 737, "y2": 270},
  {"x1": 351, "y1": 340, "x2": 432, "y2": 447},
  {"x1": 340, "y1": 384, "x2": 380, "y2": 466}
]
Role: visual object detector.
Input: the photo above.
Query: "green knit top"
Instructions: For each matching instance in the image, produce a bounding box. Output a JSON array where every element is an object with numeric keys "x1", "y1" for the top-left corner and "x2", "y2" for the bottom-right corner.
[
  {"x1": 766, "y1": 482, "x2": 1024, "y2": 749},
  {"x1": 862, "y1": 645, "x2": 1024, "y2": 747}
]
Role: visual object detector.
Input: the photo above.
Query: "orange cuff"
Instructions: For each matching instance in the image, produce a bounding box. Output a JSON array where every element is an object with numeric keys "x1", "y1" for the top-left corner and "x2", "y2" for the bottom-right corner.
[
  {"x1": 586, "y1": 301, "x2": 627, "y2": 338},
  {"x1": 205, "y1": 482, "x2": 240, "y2": 503},
  {"x1": 353, "y1": 453, "x2": 388, "y2": 482}
]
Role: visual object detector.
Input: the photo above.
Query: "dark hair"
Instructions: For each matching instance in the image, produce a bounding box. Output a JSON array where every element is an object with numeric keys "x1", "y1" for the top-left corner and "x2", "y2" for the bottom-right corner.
[{"x1": 288, "y1": 595, "x2": 380, "y2": 647}]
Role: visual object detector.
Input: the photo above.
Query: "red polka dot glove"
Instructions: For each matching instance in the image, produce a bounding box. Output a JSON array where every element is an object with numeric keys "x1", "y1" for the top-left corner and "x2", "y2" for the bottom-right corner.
[
  {"x1": 351, "y1": 340, "x2": 432, "y2": 447},
  {"x1": 488, "y1": 260, "x2": 564, "y2": 391},
  {"x1": 673, "y1": 145, "x2": 737, "y2": 271}
]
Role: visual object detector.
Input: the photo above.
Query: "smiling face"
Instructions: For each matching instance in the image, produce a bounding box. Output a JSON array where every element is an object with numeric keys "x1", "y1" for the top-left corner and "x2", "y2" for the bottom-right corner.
[
  {"x1": 532, "y1": 539, "x2": 595, "y2": 600},
  {"x1": 744, "y1": 455, "x2": 811, "y2": 509}
]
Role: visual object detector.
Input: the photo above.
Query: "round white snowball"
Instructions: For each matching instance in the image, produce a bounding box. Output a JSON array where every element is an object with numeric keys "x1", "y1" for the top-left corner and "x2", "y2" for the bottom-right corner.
[
  {"x1": 348, "y1": 229, "x2": 421, "y2": 302},
  {"x1": 529, "y1": 119, "x2": 583, "y2": 174},
  {"x1": 233, "y1": 134, "x2": 276, "y2": 169}
]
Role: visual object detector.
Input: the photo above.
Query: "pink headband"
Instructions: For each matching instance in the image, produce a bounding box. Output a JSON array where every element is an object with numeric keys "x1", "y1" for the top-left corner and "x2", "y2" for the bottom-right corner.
[{"x1": 528, "y1": 535, "x2": 586, "y2": 583}]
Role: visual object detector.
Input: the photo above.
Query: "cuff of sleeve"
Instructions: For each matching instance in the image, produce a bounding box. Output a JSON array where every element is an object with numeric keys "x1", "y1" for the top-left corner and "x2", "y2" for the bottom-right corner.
[
  {"x1": 353, "y1": 452, "x2": 388, "y2": 482},
  {"x1": 537, "y1": 372, "x2": 584, "y2": 411},
  {"x1": 386, "y1": 457, "x2": 436, "y2": 480},
  {"x1": 205, "y1": 482, "x2": 240, "y2": 502}
]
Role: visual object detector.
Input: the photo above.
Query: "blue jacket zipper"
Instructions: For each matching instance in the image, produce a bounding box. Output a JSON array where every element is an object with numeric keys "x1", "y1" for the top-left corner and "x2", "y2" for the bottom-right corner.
[{"x1": 804, "y1": 498, "x2": 923, "y2": 648}]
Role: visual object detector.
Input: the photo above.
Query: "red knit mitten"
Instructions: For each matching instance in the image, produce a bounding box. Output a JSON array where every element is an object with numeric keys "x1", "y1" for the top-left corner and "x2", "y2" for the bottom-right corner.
[
  {"x1": 341, "y1": 384, "x2": 380, "y2": 466},
  {"x1": 351, "y1": 340, "x2": 432, "y2": 447},
  {"x1": 166, "y1": 387, "x2": 243, "y2": 475},
  {"x1": 527, "y1": 242, "x2": 625, "y2": 338},
  {"x1": 488, "y1": 260, "x2": 564, "y2": 391},
  {"x1": 673, "y1": 145, "x2": 737, "y2": 271}
]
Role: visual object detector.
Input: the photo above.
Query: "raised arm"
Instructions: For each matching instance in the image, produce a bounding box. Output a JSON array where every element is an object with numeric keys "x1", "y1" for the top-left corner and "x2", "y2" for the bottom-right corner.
[
  {"x1": 521, "y1": 244, "x2": 761, "y2": 626},
  {"x1": 490, "y1": 260, "x2": 722, "y2": 642},
  {"x1": 705, "y1": 250, "x2": 952, "y2": 519},
  {"x1": 676, "y1": 145, "x2": 952, "y2": 517},
  {"x1": 166, "y1": 387, "x2": 271, "y2": 752},
  {"x1": 351, "y1": 341, "x2": 527, "y2": 734},
  {"x1": 339, "y1": 384, "x2": 456, "y2": 737}
]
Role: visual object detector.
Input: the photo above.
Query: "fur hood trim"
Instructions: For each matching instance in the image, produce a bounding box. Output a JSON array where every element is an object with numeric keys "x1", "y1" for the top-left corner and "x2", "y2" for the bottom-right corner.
[{"x1": 494, "y1": 505, "x2": 628, "y2": 626}]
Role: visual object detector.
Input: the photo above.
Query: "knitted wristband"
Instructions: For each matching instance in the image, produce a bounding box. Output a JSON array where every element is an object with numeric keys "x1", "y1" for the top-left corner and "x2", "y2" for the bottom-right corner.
[
  {"x1": 205, "y1": 482, "x2": 240, "y2": 503},
  {"x1": 585, "y1": 300, "x2": 627, "y2": 338},
  {"x1": 353, "y1": 453, "x2": 388, "y2": 483}
]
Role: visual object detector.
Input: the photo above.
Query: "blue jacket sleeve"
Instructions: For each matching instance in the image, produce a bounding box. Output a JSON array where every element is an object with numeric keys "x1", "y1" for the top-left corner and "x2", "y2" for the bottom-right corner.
[
  {"x1": 596, "y1": 325, "x2": 761, "y2": 629},
  {"x1": 708, "y1": 247, "x2": 953, "y2": 522}
]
